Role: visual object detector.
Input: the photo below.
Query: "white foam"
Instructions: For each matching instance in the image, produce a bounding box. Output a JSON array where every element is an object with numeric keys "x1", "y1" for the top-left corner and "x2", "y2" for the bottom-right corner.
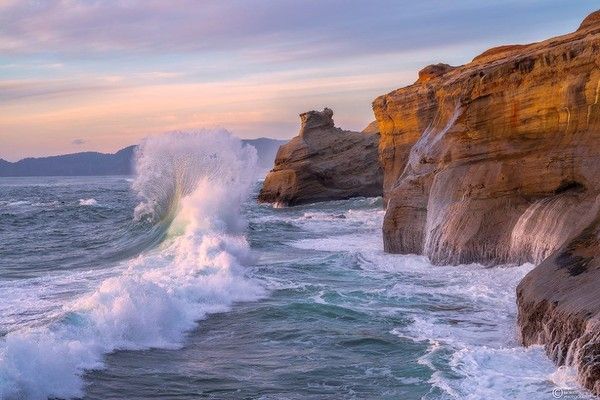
[
  {"x1": 285, "y1": 206, "x2": 385, "y2": 257},
  {"x1": 78, "y1": 198, "x2": 98, "y2": 206},
  {"x1": 383, "y1": 256, "x2": 577, "y2": 398},
  {"x1": 1, "y1": 200, "x2": 59, "y2": 210},
  {"x1": 287, "y1": 207, "x2": 592, "y2": 399},
  {"x1": 6, "y1": 201, "x2": 29, "y2": 207},
  {"x1": 0, "y1": 130, "x2": 266, "y2": 400},
  {"x1": 291, "y1": 233, "x2": 383, "y2": 253}
]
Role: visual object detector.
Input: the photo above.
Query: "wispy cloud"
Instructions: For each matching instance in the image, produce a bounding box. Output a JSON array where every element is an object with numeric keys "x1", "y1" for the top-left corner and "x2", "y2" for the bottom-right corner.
[
  {"x1": 0, "y1": 78, "x2": 125, "y2": 101},
  {"x1": 0, "y1": 0, "x2": 597, "y2": 161},
  {"x1": 0, "y1": 65, "x2": 417, "y2": 160},
  {"x1": 0, "y1": 71, "x2": 189, "y2": 102},
  {"x1": 0, "y1": 62, "x2": 63, "y2": 69},
  {"x1": 1, "y1": 0, "x2": 595, "y2": 60}
]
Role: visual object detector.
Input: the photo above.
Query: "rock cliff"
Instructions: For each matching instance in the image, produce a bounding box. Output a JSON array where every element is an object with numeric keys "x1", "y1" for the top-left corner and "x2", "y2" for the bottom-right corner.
[
  {"x1": 373, "y1": 10, "x2": 600, "y2": 394},
  {"x1": 373, "y1": 11, "x2": 600, "y2": 265},
  {"x1": 258, "y1": 108, "x2": 383, "y2": 206},
  {"x1": 517, "y1": 205, "x2": 600, "y2": 395}
]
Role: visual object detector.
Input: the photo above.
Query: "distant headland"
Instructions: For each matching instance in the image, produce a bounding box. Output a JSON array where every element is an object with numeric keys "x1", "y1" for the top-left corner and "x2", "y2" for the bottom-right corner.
[{"x1": 0, "y1": 138, "x2": 286, "y2": 177}]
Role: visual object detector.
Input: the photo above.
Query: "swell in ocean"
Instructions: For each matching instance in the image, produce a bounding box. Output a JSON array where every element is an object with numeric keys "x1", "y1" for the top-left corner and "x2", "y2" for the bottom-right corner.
[
  {"x1": 0, "y1": 131, "x2": 594, "y2": 400},
  {"x1": 0, "y1": 131, "x2": 266, "y2": 399}
]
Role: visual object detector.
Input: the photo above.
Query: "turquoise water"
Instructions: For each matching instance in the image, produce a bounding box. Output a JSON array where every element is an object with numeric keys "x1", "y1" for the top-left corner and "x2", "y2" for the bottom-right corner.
[{"x1": 0, "y1": 134, "x2": 592, "y2": 399}]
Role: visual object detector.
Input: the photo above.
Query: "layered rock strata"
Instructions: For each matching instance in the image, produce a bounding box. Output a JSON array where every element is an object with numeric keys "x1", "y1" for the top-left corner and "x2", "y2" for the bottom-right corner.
[
  {"x1": 517, "y1": 202, "x2": 600, "y2": 395},
  {"x1": 373, "y1": 10, "x2": 600, "y2": 394},
  {"x1": 258, "y1": 108, "x2": 383, "y2": 206},
  {"x1": 373, "y1": 11, "x2": 600, "y2": 265}
]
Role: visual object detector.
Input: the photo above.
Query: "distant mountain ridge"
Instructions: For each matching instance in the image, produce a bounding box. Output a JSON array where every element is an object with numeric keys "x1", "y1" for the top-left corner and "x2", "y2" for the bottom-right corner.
[{"x1": 0, "y1": 138, "x2": 287, "y2": 177}]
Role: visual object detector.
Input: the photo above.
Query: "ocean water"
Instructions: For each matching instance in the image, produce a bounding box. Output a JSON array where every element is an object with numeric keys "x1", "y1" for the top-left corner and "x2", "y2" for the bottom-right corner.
[{"x1": 0, "y1": 132, "x2": 592, "y2": 400}]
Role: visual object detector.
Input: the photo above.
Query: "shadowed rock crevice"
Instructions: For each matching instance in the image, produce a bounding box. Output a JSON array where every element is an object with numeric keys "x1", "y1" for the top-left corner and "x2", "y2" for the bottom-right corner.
[{"x1": 555, "y1": 180, "x2": 586, "y2": 195}]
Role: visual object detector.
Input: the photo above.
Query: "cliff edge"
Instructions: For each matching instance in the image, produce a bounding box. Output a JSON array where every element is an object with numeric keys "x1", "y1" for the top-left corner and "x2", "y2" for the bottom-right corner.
[
  {"x1": 258, "y1": 108, "x2": 383, "y2": 206},
  {"x1": 373, "y1": 11, "x2": 600, "y2": 266},
  {"x1": 372, "y1": 10, "x2": 600, "y2": 394}
]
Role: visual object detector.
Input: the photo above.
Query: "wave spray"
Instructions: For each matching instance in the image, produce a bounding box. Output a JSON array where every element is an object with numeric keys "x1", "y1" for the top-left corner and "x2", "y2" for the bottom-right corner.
[{"x1": 0, "y1": 130, "x2": 265, "y2": 400}]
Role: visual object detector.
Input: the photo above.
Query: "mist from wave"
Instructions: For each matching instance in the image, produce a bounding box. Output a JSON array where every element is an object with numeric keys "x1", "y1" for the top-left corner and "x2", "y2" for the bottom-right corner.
[{"x1": 0, "y1": 131, "x2": 266, "y2": 400}]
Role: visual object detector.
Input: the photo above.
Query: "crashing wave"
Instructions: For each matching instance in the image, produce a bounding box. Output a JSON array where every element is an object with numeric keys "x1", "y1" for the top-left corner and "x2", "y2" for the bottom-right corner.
[{"x1": 0, "y1": 130, "x2": 265, "y2": 400}]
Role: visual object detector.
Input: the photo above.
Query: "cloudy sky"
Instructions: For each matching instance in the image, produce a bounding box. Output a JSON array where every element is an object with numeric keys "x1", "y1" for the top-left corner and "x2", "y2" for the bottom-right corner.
[{"x1": 0, "y1": 0, "x2": 597, "y2": 160}]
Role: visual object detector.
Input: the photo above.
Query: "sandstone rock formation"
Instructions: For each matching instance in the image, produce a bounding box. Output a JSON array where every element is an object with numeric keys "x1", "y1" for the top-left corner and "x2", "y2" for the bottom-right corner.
[
  {"x1": 517, "y1": 207, "x2": 600, "y2": 395},
  {"x1": 373, "y1": 11, "x2": 600, "y2": 266},
  {"x1": 373, "y1": 10, "x2": 600, "y2": 394},
  {"x1": 258, "y1": 108, "x2": 382, "y2": 206}
]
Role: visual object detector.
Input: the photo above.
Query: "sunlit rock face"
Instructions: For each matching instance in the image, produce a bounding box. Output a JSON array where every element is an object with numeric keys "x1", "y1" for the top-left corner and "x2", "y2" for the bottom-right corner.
[
  {"x1": 258, "y1": 108, "x2": 383, "y2": 206},
  {"x1": 373, "y1": 11, "x2": 600, "y2": 266},
  {"x1": 374, "y1": 10, "x2": 600, "y2": 394}
]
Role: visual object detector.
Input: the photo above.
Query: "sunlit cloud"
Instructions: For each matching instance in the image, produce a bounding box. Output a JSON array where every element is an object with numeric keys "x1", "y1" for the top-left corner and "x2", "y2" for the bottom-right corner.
[
  {"x1": 0, "y1": 78, "x2": 124, "y2": 101},
  {"x1": 0, "y1": 0, "x2": 597, "y2": 160}
]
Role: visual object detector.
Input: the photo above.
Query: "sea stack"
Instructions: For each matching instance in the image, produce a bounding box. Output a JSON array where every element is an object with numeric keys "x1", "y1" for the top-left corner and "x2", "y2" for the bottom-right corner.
[{"x1": 258, "y1": 108, "x2": 383, "y2": 206}]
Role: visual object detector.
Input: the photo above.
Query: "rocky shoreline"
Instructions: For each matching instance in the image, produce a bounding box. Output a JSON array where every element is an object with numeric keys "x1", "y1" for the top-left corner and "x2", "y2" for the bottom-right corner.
[
  {"x1": 517, "y1": 207, "x2": 600, "y2": 395},
  {"x1": 259, "y1": 10, "x2": 600, "y2": 394}
]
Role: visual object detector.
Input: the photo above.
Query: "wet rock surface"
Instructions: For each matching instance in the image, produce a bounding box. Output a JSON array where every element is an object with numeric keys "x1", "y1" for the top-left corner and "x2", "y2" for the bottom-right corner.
[
  {"x1": 373, "y1": 10, "x2": 600, "y2": 394},
  {"x1": 517, "y1": 205, "x2": 600, "y2": 395}
]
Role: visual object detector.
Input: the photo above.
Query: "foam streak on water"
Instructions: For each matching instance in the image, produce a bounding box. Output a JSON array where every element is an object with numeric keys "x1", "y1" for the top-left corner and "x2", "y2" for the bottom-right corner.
[
  {"x1": 0, "y1": 131, "x2": 265, "y2": 399},
  {"x1": 287, "y1": 206, "x2": 591, "y2": 399},
  {"x1": 0, "y1": 145, "x2": 596, "y2": 399}
]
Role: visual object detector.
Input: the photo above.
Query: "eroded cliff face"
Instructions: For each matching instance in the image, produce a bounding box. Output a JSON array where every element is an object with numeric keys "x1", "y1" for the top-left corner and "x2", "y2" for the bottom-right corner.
[
  {"x1": 258, "y1": 108, "x2": 382, "y2": 206},
  {"x1": 517, "y1": 200, "x2": 600, "y2": 395},
  {"x1": 373, "y1": 10, "x2": 600, "y2": 394},
  {"x1": 373, "y1": 12, "x2": 600, "y2": 265}
]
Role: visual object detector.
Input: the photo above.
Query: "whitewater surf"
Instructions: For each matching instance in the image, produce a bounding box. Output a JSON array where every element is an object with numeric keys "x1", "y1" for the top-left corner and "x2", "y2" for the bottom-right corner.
[
  {"x1": 0, "y1": 130, "x2": 592, "y2": 399},
  {"x1": 0, "y1": 131, "x2": 265, "y2": 399}
]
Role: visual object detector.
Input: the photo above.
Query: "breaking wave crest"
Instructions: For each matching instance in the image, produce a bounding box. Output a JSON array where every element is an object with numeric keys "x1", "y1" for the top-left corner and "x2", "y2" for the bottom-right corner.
[{"x1": 0, "y1": 130, "x2": 265, "y2": 400}]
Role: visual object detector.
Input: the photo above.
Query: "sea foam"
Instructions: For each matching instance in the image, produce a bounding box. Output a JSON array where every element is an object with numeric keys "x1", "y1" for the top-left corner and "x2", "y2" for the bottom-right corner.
[
  {"x1": 79, "y1": 198, "x2": 98, "y2": 206},
  {"x1": 0, "y1": 130, "x2": 265, "y2": 400},
  {"x1": 285, "y1": 207, "x2": 592, "y2": 399}
]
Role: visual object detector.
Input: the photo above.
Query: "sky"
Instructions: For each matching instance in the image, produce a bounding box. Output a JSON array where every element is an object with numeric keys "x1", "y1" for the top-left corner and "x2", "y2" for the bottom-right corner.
[{"x1": 0, "y1": 0, "x2": 598, "y2": 161}]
